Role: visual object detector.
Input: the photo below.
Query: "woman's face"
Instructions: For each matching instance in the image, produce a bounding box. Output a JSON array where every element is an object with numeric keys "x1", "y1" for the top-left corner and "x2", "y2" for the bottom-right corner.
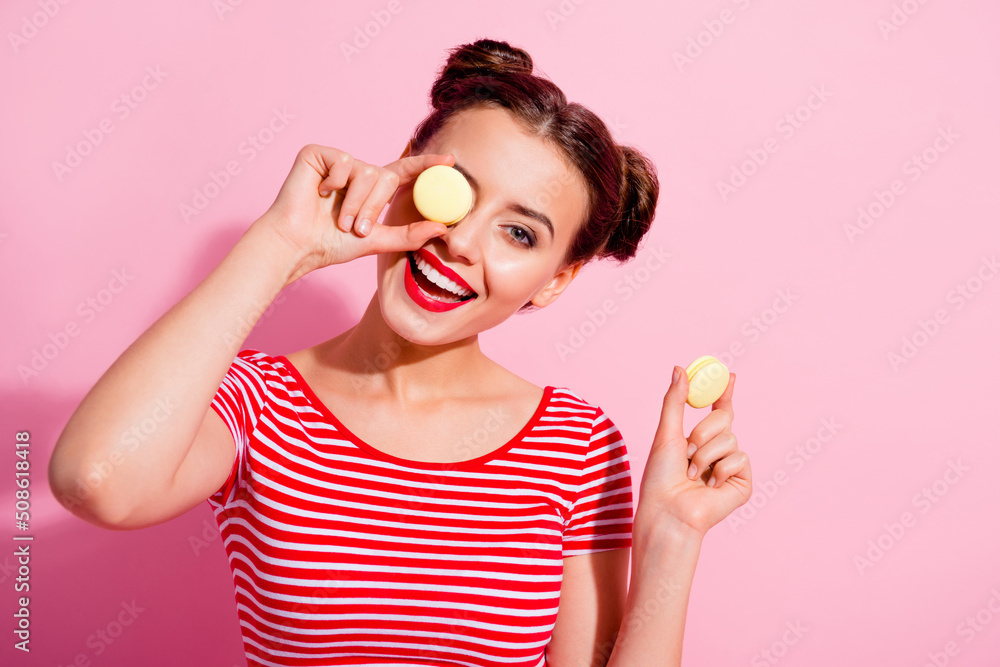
[{"x1": 375, "y1": 105, "x2": 590, "y2": 345}]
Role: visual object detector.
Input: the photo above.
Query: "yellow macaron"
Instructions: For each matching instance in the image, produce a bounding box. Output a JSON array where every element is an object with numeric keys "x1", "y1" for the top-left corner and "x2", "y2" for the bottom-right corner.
[
  {"x1": 684, "y1": 355, "x2": 730, "y2": 408},
  {"x1": 412, "y1": 165, "x2": 473, "y2": 225}
]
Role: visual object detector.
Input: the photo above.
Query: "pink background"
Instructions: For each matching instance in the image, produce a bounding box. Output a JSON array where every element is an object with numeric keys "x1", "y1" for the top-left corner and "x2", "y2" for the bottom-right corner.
[{"x1": 3, "y1": 0, "x2": 999, "y2": 665}]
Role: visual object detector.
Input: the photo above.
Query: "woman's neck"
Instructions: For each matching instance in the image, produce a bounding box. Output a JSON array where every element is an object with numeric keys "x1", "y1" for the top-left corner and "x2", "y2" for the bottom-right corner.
[{"x1": 317, "y1": 292, "x2": 496, "y2": 404}]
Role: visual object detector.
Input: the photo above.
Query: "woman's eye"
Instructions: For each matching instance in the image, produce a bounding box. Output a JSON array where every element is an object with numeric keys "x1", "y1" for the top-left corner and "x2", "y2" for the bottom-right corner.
[{"x1": 506, "y1": 225, "x2": 535, "y2": 247}]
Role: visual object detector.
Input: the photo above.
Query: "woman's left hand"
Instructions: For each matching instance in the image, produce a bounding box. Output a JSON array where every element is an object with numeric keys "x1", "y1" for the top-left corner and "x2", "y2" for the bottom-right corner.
[{"x1": 634, "y1": 365, "x2": 752, "y2": 539}]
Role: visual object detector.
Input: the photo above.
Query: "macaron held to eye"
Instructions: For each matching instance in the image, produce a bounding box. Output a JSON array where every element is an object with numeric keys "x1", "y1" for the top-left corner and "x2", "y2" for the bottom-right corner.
[
  {"x1": 685, "y1": 355, "x2": 730, "y2": 408},
  {"x1": 412, "y1": 165, "x2": 473, "y2": 225}
]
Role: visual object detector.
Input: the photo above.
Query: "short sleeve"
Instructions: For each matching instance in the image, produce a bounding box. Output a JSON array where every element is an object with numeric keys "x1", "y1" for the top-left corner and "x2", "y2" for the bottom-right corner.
[
  {"x1": 563, "y1": 406, "x2": 634, "y2": 556},
  {"x1": 208, "y1": 349, "x2": 270, "y2": 505}
]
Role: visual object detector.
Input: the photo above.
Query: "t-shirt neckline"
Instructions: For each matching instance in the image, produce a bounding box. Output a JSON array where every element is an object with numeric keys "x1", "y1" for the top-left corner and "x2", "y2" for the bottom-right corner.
[{"x1": 275, "y1": 354, "x2": 554, "y2": 471}]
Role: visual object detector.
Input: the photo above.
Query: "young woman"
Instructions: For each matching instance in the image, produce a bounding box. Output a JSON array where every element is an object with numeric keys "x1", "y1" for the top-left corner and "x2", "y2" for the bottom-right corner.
[{"x1": 49, "y1": 38, "x2": 751, "y2": 667}]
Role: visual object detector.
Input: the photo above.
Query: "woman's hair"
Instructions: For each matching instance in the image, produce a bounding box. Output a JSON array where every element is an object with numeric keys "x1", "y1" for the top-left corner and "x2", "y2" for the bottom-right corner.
[{"x1": 408, "y1": 38, "x2": 660, "y2": 311}]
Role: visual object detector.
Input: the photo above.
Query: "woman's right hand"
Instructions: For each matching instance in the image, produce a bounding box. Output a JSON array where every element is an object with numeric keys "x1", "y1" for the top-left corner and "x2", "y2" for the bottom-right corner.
[{"x1": 255, "y1": 144, "x2": 455, "y2": 282}]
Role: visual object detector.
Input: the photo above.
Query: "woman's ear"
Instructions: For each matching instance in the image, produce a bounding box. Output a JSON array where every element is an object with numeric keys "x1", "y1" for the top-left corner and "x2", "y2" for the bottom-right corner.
[{"x1": 529, "y1": 262, "x2": 583, "y2": 309}]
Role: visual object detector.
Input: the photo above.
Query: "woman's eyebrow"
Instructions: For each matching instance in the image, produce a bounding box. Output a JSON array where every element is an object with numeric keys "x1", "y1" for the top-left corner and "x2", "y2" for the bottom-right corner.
[{"x1": 452, "y1": 160, "x2": 555, "y2": 239}]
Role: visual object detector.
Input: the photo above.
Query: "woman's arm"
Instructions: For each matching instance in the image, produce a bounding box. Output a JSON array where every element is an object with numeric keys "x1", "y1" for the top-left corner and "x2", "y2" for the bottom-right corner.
[
  {"x1": 604, "y1": 366, "x2": 751, "y2": 666},
  {"x1": 48, "y1": 144, "x2": 458, "y2": 529},
  {"x1": 48, "y1": 218, "x2": 305, "y2": 528},
  {"x1": 605, "y1": 519, "x2": 702, "y2": 667}
]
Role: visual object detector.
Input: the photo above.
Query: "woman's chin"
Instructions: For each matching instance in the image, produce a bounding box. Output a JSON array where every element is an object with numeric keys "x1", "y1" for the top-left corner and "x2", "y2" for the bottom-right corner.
[{"x1": 375, "y1": 279, "x2": 437, "y2": 343}]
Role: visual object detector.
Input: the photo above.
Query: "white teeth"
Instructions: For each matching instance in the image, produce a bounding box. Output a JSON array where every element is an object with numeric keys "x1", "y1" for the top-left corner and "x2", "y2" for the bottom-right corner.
[{"x1": 413, "y1": 254, "x2": 473, "y2": 297}]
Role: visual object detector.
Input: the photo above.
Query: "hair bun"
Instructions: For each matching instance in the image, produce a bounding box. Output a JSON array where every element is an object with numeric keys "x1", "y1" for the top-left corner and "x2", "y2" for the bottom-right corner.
[
  {"x1": 431, "y1": 39, "x2": 533, "y2": 109},
  {"x1": 409, "y1": 37, "x2": 658, "y2": 281},
  {"x1": 603, "y1": 145, "x2": 659, "y2": 264}
]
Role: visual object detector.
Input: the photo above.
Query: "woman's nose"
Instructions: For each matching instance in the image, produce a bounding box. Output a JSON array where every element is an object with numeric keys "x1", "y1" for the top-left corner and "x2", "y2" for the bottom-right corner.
[{"x1": 438, "y1": 209, "x2": 484, "y2": 264}]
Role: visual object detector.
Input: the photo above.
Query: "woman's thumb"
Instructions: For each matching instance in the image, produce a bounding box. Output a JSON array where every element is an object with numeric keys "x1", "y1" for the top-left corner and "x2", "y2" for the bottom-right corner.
[
  {"x1": 652, "y1": 365, "x2": 688, "y2": 452},
  {"x1": 365, "y1": 219, "x2": 449, "y2": 256}
]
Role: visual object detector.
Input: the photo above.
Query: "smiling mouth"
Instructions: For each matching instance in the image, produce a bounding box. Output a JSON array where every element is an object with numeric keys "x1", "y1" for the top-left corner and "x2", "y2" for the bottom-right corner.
[{"x1": 406, "y1": 251, "x2": 477, "y2": 303}]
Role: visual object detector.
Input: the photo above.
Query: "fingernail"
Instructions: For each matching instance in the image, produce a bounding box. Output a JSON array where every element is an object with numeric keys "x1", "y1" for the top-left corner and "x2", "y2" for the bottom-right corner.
[
  {"x1": 358, "y1": 218, "x2": 371, "y2": 235},
  {"x1": 686, "y1": 443, "x2": 696, "y2": 458},
  {"x1": 319, "y1": 189, "x2": 331, "y2": 197},
  {"x1": 672, "y1": 366, "x2": 681, "y2": 384},
  {"x1": 687, "y1": 462, "x2": 697, "y2": 479},
  {"x1": 707, "y1": 475, "x2": 716, "y2": 488},
  {"x1": 343, "y1": 214, "x2": 354, "y2": 230}
]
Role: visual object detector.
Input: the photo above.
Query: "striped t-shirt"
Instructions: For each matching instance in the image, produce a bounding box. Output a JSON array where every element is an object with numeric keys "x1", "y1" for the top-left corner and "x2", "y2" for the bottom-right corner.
[{"x1": 207, "y1": 349, "x2": 633, "y2": 667}]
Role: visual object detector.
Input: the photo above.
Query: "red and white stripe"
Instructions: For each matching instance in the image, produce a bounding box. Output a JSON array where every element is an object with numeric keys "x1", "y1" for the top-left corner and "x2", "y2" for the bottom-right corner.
[{"x1": 208, "y1": 350, "x2": 633, "y2": 667}]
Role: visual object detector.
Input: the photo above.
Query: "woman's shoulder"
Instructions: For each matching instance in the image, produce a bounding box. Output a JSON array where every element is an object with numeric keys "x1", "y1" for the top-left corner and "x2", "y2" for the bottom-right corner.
[
  {"x1": 226, "y1": 348, "x2": 295, "y2": 381},
  {"x1": 493, "y1": 370, "x2": 604, "y2": 418},
  {"x1": 231, "y1": 348, "x2": 280, "y2": 367},
  {"x1": 485, "y1": 363, "x2": 594, "y2": 404}
]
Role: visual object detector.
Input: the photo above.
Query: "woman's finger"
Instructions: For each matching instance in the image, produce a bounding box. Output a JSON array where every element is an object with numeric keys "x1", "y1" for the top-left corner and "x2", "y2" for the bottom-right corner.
[
  {"x1": 705, "y1": 450, "x2": 752, "y2": 489},
  {"x1": 711, "y1": 372, "x2": 736, "y2": 416},
  {"x1": 311, "y1": 146, "x2": 354, "y2": 192},
  {"x1": 335, "y1": 163, "x2": 381, "y2": 232},
  {"x1": 362, "y1": 218, "x2": 450, "y2": 256},
  {"x1": 352, "y1": 170, "x2": 403, "y2": 237},
  {"x1": 687, "y1": 408, "x2": 732, "y2": 451},
  {"x1": 687, "y1": 430, "x2": 739, "y2": 481},
  {"x1": 384, "y1": 152, "x2": 456, "y2": 186},
  {"x1": 651, "y1": 366, "x2": 689, "y2": 458}
]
